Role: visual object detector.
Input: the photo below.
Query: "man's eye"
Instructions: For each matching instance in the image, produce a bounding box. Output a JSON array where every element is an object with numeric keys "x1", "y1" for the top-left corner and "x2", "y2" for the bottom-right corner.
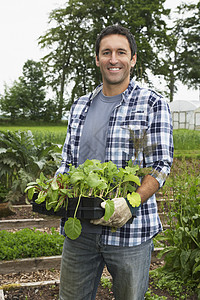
[
  {"x1": 103, "y1": 51, "x2": 110, "y2": 55},
  {"x1": 119, "y1": 51, "x2": 126, "y2": 55}
]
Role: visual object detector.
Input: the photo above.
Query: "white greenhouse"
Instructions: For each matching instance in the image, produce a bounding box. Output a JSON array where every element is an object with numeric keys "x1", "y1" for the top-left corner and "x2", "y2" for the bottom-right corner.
[{"x1": 169, "y1": 100, "x2": 200, "y2": 130}]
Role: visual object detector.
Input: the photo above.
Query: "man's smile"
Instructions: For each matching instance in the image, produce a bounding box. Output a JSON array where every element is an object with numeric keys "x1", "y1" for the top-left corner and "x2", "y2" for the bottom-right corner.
[{"x1": 108, "y1": 67, "x2": 121, "y2": 71}]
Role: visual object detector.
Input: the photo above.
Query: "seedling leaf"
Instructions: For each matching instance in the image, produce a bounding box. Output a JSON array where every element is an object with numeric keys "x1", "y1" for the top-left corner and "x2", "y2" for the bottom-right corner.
[
  {"x1": 64, "y1": 217, "x2": 82, "y2": 240},
  {"x1": 35, "y1": 191, "x2": 47, "y2": 204},
  {"x1": 104, "y1": 200, "x2": 115, "y2": 221},
  {"x1": 51, "y1": 177, "x2": 59, "y2": 190},
  {"x1": 127, "y1": 192, "x2": 141, "y2": 207},
  {"x1": 27, "y1": 187, "x2": 35, "y2": 200},
  {"x1": 123, "y1": 174, "x2": 141, "y2": 186}
]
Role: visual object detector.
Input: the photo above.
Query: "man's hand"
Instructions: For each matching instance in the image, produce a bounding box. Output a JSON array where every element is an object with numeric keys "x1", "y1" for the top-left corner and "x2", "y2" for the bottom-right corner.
[{"x1": 90, "y1": 197, "x2": 132, "y2": 228}]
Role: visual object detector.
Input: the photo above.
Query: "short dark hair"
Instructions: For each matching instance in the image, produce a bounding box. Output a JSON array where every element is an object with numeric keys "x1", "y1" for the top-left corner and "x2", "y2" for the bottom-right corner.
[{"x1": 95, "y1": 25, "x2": 137, "y2": 59}]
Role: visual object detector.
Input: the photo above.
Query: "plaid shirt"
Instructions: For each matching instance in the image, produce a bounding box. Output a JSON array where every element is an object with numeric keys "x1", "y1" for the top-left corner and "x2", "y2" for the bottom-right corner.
[{"x1": 57, "y1": 79, "x2": 173, "y2": 246}]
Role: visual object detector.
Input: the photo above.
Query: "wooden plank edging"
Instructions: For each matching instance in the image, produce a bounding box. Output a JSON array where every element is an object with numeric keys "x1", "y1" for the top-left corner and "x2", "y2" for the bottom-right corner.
[
  {"x1": 0, "y1": 256, "x2": 62, "y2": 275},
  {"x1": 0, "y1": 248, "x2": 163, "y2": 275},
  {"x1": 0, "y1": 280, "x2": 60, "y2": 291},
  {"x1": 0, "y1": 218, "x2": 60, "y2": 230},
  {"x1": 12, "y1": 205, "x2": 32, "y2": 208}
]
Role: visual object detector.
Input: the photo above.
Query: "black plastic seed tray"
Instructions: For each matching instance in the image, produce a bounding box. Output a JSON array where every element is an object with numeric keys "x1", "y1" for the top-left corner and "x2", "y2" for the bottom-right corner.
[{"x1": 32, "y1": 195, "x2": 104, "y2": 219}]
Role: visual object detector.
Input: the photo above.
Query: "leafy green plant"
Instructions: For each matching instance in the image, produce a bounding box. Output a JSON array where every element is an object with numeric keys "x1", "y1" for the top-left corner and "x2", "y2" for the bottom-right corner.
[
  {"x1": 149, "y1": 268, "x2": 198, "y2": 299},
  {"x1": 145, "y1": 289, "x2": 167, "y2": 300},
  {"x1": 157, "y1": 158, "x2": 200, "y2": 297},
  {"x1": 0, "y1": 228, "x2": 64, "y2": 260},
  {"x1": 25, "y1": 159, "x2": 142, "y2": 240},
  {"x1": 101, "y1": 276, "x2": 112, "y2": 292},
  {"x1": 0, "y1": 184, "x2": 8, "y2": 202},
  {"x1": 0, "y1": 130, "x2": 62, "y2": 203}
]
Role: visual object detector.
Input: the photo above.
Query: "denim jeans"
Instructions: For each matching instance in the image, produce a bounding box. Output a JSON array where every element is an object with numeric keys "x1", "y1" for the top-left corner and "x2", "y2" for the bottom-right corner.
[{"x1": 59, "y1": 233, "x2": 153, "y2": 300}]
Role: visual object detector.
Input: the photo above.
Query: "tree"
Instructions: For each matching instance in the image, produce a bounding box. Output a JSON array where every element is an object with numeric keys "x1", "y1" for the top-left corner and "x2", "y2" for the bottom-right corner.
[
  {"x1": 176, "y1": 2, "x2": 200, "y2": 89},
  {"x1": 39, "y1": 6, "x2": 81, "y2": 118},
  {"x1": 0, "y1": 59, "x2": 47, "y2": 120},
  {"x1": 42, "y1": 98, "x2": 59, "y2": 122},
  {"x1": 20, "y1": 59, "x2": 46, "y2": 120},
  {"x1": 39, "y1": 0, "x2": 170, "y2": 116},
  {"x1": 39, "y1": 3, "x2": 100, "y2": 118},
  {"x1": 0, "y1": 81, "x2": 25, "y2": 119},
  {"x1": 155, "y1": 2, "x2": 200, "y2": 101}
]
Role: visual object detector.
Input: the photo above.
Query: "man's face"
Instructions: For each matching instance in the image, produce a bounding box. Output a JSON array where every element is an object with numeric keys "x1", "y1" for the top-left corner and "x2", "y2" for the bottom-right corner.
[{"x1": 96, "y1": 34, "x2": 136, "y2": 95}]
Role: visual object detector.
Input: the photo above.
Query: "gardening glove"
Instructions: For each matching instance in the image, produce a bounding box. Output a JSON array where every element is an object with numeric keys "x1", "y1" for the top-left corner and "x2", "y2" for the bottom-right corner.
[{"x1": 90, "y1": 197, "x2": 133, "y2": 228}]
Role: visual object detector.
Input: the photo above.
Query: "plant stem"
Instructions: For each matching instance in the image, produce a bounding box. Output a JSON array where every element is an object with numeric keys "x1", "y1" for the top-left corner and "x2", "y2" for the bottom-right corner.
[
  {"x1": 73, "y1": 194, "x2": 82, "y2": 218},
  {"x1": 105, "y1": 183, "x2": 119, "y2": 197}
]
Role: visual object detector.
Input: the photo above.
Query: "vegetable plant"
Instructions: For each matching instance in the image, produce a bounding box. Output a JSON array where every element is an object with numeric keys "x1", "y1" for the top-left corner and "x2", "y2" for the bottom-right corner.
[
  {"x1": 0, "y1": 129, "x2": 62, "y2": 203},
  {"x1": 25, "y1": 159, "x2": 142, "y2": 239},
  {"x1": 157, "y1": 158, "x2": 200, "y2": 298}
]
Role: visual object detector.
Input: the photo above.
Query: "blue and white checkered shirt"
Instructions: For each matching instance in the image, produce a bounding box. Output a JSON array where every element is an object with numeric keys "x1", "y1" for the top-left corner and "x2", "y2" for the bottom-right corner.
[{"x1": 57, "y1": 79, "x2": 173, "y2": 246}]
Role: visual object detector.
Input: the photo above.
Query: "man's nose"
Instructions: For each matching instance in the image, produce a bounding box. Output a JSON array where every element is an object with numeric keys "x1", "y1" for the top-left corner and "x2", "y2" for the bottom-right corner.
[{"x1": 110, "y1": 52, "x2": 118, "y2": 64}]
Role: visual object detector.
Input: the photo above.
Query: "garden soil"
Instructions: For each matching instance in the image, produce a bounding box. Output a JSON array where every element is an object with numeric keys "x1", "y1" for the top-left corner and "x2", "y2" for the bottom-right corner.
[
  {"x1": 3, "y1": 283, "x2": 114, "y2": 300},
  {"x1": 0, "y1": 187, "x2": 198, "y2": 299}
]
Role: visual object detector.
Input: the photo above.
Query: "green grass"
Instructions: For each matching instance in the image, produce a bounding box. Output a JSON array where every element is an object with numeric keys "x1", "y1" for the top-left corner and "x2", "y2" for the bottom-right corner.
[
  {"x1": 0, "y1": 124, "x2": 68, "y2": 146},
  {"x1": 174, "y1": 149, "x2": 200, "y2": 159},
  {"x1": 31, "y1": 130, "x2": 67, "y2": 145},
  {"x1": 0, "y1": 125, "x2": 67, "y2": 133},
  {"x1": 173, "y1": 129, "x2": 200, "y2": 150}
]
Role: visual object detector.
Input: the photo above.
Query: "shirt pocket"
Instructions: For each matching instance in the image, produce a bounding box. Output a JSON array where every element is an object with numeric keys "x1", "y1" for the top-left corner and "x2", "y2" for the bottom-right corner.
[
  {"x1": 121, "y1": 110, "x2": 148, "y2": 127},
  {"x1": 118, "y1": 112, "x2": 148, "y2": 163}
]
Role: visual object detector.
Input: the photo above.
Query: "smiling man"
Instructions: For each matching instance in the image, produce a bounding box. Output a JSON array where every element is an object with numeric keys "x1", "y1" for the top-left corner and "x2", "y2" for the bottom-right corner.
[
  {"x1": 96, "y1": 34, "x2": 136, "y2": 95},
  {"x1": 58, "y1": 25, "x2": 173, "y2": 300}
]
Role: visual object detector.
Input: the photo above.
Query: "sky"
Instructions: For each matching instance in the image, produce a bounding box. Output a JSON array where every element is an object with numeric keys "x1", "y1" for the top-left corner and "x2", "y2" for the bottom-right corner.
[{"x1": 0, "y1": 0, "x2": 199, "y2": 102}]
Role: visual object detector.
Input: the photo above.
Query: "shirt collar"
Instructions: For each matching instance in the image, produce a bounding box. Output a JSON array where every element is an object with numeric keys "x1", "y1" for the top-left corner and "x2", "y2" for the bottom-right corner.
[
  {"x1": 89, "y1": 78, "x2": 138, "y2": 103},
  {"x1": 122, "y1": 79, "x2": 138, "y2": 103},
  {"x1": 89, "y1": 84, "x2": 103, "y2": 101}
]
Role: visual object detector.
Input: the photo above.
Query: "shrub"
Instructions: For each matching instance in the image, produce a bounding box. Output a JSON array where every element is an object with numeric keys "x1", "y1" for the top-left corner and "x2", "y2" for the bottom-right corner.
[
  {"x1": 0, "y1": 228, "x2": 64, "y2": 260},
  {"x1": 0, "y1": 130, "x2": 62, "y2": 203}
]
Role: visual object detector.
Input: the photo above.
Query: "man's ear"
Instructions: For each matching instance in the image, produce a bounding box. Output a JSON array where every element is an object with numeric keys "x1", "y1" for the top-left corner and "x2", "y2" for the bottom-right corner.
[
  {"x1": 95, "y1": 56, "x2": 100, "y2": 67},
  {"x1": 131, "y1": 54, "x2": 137, "y2": 68}
]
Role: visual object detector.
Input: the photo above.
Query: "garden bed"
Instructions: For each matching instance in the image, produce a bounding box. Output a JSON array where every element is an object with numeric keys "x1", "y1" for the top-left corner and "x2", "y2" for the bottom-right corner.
[
  {"x1": 2, "y1": 281, "x2": 114, "y2": 300},
  {"x1": 1, "y1": 156, "x2": 199, "y2": 299},
  {"x1": 0, "y1": 268, "x2": 114, "y2": 300},
  {"x1": 0, "y1": 208, "x2": 169, "y2": 299},
  {"x1": 0, "y1": 262, "x2": 162, "y2": 300},
  {"x1": 1, "y1": 205, "x2": 51, "y2": 220},
  {"x1": 1, "y1": 261, "x2": 197, "y2": 300},
  {"x1": 0, "y1": 205, "x2": 60, "y2": 231}
]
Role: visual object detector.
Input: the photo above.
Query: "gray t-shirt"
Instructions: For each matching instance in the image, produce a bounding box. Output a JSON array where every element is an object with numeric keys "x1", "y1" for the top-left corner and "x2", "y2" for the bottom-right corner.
[
  {"x1": 78, "y1": 91, "x2": 122, "y2": 165},
  {"x1": 78, "y1": 90, "x2": 122, "y2": 233}
]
